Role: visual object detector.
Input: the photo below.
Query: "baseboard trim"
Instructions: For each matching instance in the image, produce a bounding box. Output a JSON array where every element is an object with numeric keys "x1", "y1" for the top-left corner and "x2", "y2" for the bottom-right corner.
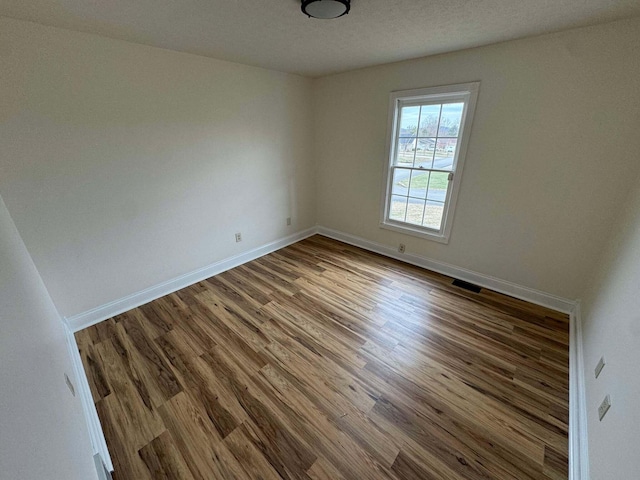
[
  {"x1": 67, "y1": 224, "x2": 575, "y2": 330},
  {"x1": 64, "y1": 320, "x2": 113, "y2": 473},
  {"x1": 66, "y1": 227, "x2": 318, "y2": 332},
  {"x1": 316, "y1": 226, "x2": 576, "y2": 314},
  {"x1": 569, "y1": 301, "x2": 590, "y2": 479}
]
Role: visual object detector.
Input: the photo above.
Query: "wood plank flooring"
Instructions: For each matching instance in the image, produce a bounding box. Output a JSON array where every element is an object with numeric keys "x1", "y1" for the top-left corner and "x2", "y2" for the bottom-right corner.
[{"x1": 76, "y1": 235, "x2": 569, "y2": 480}]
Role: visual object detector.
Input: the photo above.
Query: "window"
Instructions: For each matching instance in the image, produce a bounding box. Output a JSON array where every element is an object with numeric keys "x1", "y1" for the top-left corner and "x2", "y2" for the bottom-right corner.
[{"x1": 380, "y1": 82, "x2": 479, "y2": 243}]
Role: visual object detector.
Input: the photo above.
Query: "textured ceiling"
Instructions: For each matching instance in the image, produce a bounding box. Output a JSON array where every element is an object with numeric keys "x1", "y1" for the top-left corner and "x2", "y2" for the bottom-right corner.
[{"x1": 1, "y1": 0, "x2": 639, "y2": 77}]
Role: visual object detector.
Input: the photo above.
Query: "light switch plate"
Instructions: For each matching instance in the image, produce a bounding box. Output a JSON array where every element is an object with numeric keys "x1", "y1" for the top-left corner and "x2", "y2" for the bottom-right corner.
[
  {"x1": 598, "y1": 394, "x2": 611, "y2": 421},
  {"x1": 595, "y1": 356, "x2": 606, "y2": 378}
]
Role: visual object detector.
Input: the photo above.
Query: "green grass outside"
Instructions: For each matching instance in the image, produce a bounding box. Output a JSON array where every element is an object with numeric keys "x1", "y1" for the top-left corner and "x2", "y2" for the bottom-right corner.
[
  {"x1": 396, "y1": 151, "x2": 451, "y2": 164},
  {"x1": 397, "y1": 171, "x2": 448, "y2": 190},
  {"x1": 390, "y1": 200, "x2": 443, "y2": 229}
]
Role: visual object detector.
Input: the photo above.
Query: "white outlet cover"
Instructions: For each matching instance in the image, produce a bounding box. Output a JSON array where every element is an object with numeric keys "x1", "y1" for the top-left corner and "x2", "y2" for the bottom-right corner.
[
  {"x1": 598, "y1": 394, "x2": 611, "y2": 421},
  {"x1": 595, "y1": 356, "x2": 606, "y2": 378},
  {"x1": 64, "y1": 373, "x2": 76, "y2": 397}
]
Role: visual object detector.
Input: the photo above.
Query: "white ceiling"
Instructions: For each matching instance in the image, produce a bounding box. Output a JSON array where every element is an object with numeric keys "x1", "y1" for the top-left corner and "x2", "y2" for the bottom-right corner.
[{"x1": 1, "y1": 0, "x2": 639, "y2": 77}]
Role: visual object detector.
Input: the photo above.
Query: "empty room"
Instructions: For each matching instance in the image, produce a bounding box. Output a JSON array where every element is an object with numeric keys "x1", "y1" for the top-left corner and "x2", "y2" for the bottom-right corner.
[{"x1": 1, "y1": 1, "x2": 640, "y2": 479}]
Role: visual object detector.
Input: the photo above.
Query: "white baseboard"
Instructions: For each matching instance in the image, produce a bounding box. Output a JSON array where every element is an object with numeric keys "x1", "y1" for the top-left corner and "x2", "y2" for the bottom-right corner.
[
  {"x1": 67, "y1": 224, "x2": 575, "y2": 331},
  {"x1": 64, "y1": 320, "x2": 113, "y2": 473},
  {"x1": 66, "y1": 227, "x2": 317, "y2": 332},
  {"x1": 316, "y1": 226, "x2": 576, "y2": 314},
  {"x1": 569, "y1": 301, "x2": 590, "y2": 480}
]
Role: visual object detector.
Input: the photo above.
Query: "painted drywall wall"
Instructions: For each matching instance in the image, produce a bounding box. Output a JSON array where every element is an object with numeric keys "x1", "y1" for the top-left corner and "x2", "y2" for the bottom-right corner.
[
  {"x1": 0, "y1": 17, "x2": 315, "y2": 318},
  {"x1": 313, "y1": 17, "x2": 640, "y2": 300},
  {"x1": 0, "y1": 194, "x2": 98, "y2": 479},
  {"x1": 579, "y1": 172, "x2": 640, "y2": 479}
]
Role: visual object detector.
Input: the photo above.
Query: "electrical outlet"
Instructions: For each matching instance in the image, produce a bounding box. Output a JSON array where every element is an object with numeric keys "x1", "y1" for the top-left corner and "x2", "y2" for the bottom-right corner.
[
  {"x1": 235, "y1": 233, "x2": 242, "y2": 243},
  {"x1": 398, "y1": 244, "x2": 406, "y2": 253},
  {"x1": 598, "y1": 394, "x2": 611, "y2": 421},
  {"x1": 65, "y1": 373, "x2": 76, "y2": 397},
  {"x1": 595, "y1": 356, "x2": 606, "y2": 378},
  {"x1": 286, "y1": 217, "x2": 292, "y2": 226}
]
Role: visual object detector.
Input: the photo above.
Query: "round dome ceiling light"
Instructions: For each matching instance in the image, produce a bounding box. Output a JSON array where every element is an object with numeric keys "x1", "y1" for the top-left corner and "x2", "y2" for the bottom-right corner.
[{"x1": 301, "y1": 0, "x2": 350, "y2": 19}]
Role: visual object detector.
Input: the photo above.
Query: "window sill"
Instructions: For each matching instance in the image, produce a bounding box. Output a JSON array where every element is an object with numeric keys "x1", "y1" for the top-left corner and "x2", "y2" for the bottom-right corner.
[{"x1": 379, "y1": 221, "x2": 450, "y2": 244}]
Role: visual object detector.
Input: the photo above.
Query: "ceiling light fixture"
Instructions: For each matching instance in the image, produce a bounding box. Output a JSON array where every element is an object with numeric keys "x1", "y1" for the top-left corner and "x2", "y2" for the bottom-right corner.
[{"x1": 301, "y1": 0, "x2": 350, "y2": 19}]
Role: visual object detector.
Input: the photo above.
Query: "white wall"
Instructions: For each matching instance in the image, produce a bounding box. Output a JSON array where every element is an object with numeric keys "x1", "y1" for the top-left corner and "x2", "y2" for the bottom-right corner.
[
  {"x1": 579, "y1": 171, "x2": 640, "y2": 480},
  {"x1": 0, "y1": 194, "x2": 98, "y2": 480},
  {"x1": 2, "y1": 12, "x2": 640, "y2": 479},
  {"x1": 313, "y1": 17, "x2": 640, "y2": 300},
  {"x1": 0, "y1": 17, "x2": 315, "y2": 318},
  {"x1": 3, "y1": 15, "x2": 640, "y2": 315}
]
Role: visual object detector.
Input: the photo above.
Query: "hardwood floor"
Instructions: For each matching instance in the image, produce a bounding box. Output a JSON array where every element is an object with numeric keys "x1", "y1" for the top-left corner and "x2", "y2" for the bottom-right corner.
[{"x1": 76, "y1": 235, "x2": 569, "y2": 480}]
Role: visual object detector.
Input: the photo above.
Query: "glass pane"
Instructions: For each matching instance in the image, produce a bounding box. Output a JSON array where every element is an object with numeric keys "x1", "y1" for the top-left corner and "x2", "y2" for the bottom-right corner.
[
  {"x1": 434, "y1": 138, "x2": 457, "y2": 170},
  {"x1": 419, "y1": 104, "x2": 441, "y2": 136},
  {"x1": 408, "y1": 170, "x2": 429, "y2": 199},
  {"x1": 405, "y1": 198, "x2": 426, "y2": 226},
  {"x1": 399, "y1": 105, "x2": 419, "y2": 137},
  {"x1": 391, "y1": 169, "x2": 409, "y2": 196},
  {"x1": 423, "y1": 200, "x2": 445, "y2": 230},
  {"x1": 439, "y1": 103, "x2": 464, "y2": 137},
  {"x1": 427, "y1": 172, "x2": 449, "y2": 202},
  {"x1": 395, "y1": 137, "x2": 416, "y2": 165},
  {"x1": 389, "y1": 195, "x2": 408, "y2": 222},
  {"x1": 415, "y1": 139, "x2": 435, "y2": 168}
]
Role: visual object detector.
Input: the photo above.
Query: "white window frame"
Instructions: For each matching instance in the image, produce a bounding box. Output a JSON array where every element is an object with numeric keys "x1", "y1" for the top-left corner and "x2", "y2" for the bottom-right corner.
[{"x1": 379, "y1": 82, "x2": 479, "y2": 244}]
